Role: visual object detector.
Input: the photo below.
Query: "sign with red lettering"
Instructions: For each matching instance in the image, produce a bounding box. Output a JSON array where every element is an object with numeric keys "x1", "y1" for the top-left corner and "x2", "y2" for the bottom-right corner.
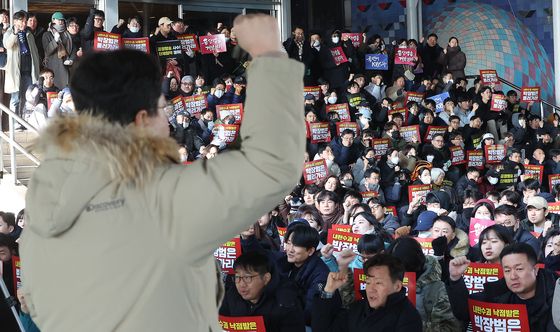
[
  {"x1": 309, "y1": 122, "x2": 331, "y2": 144},
  {"x1": 467, "y1": 150, "x2": 484, "y2": 169},
  {"x1": 468, "y1": 299, "x2": 529, "y2": 332},
  {"x1": 213, "y1": 238, "x2": 241, "y2": 274},
  {"x1": 522, "y1": 164, "x2": 543, "y2": 184},
  {"x1": 394, "y1": 48, "x2": 417, "y2": 65},
  {"x1": 353, "y1": 268, "x2": 416, "y2": 305},
  {"x1": 388, "y1": 107, "x2": 408, "y2": 123},
  {"x1": 183, "y1": 95, "x2": 207, "y2": 118},
  {"x1": 333, "y1": 224, "x2": 352, "y2": 233},
  {"x1": 423, "y1": 126, "x2": 447, "y2": 143},
  {"x1": 122, "y1": 37, "x2": 150, "y2": 53},
  {"x1": 479, "y1": 69, "x2": 498, "y2": 85},
  {"x1": 405, "y1": 91, "x2": 424, "y2": 104},
  {"x1": 400, "y1": 125, "x2": 420, "y2": 143},
  {"x1": 46, "y1": 91, "x2": 58, "y2": 110},
  {"x1": 217, "y1": 104, "x2": 244, "y2": 124},
  {"x1": 213, "y1": 124, "x2": 239, "y2": 144},
  {"x1": 171, "y1": 95, "x2": 186, "y2": 114},
  {"x1": 549, "y1": 174, "x2": 560, "y2": 192},
  {"x1": 303, "y1": 86, "x2": 321, "y2": 100},
  {"x1": 490, "y1": 94, "x2": 507, "y2": 112},
  {"x1": 336, "y1": 122, "x2": 360, "y2": 137},
  {"x1": 463, "y1": 263, "x2": 503, "y2": 294},
  {"x1": 408, "y1": 184, "x2": 432, "y2": 203},
  {"x1": 303, "y1": 159, "x2": 328, "y2": 184},
  {"x1": 469, "y1": 218, "x2": 496, "y2": 247},
  {"x1": 386, "y1": 206, "x2": 397, "y2": 216},
  {"x1": 548, "y1": 202, "x2": 560, "y2": 215},
  {"x1": 330, "y1": 47, "x2": 348, "y2": 66},
  {"x1": 413, "y1": 237, "x2": 435, "y2": 256},
  {"x1": 450, "y1": 146, "x2": 466, "y2": 165},
  {"x1": 520, "y1": 86, "x2": 540, "y2": 103},
  {"x1": 360, "y1": 191, "x2": 379, "y2": 202},
  {"x1": 342, "y1": 32, "x2": 362, "y2": 48},
  {"x1": 327, "y1": 229, "x2": 361, "y2": 254},
  {"x1": 372, "y1": 138, "x2": 390, "y2": 159},
  {"x1": 199, "y1": 34, "x2": 227, "y2": 54},
  {"x1": 484, "y1": 145, "x2": 506, "y2": 164},
  {"x1": 176, "y1": 34, "x2": 199, "y2": 52},
  {"x1": 219, "y1": 315, "x2": 266, "y2": 332},
  {"x1": 402, "y1": 272, "x2": 417, "y2": 306},
  {"x1": 12, "y1": 255, "x2": 21, "y2": 293},
  {"x1": 93, "y1": 31, "x2": 121, "y2": 51},
  {"x1": 326, "y1": 103, "x2": 351, "y2": 122}
]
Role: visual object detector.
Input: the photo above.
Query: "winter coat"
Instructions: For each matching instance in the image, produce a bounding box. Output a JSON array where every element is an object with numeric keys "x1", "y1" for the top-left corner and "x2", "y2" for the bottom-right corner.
[
  {"x1": 3, "y1": 28, "x2": 40, "y2": 93},
  {"x1": 416, "y1": 255, "x2": 462, "y2": 332},
  {"x1": 455, "y1": 175, "x2": 478, "y2": 199},
  {"x1": 19, "y1": 57, "x2": 306, "y2": 332},
  {"x1": 438, "y1": 46, "x2": 466, "y2": 79},
  {"x1": 553, "y1": 278, "x2": 560, "y2": 330},
  {"x1": 42, "y1": 26, "x2": 73, "y2": 88},
  {"x1": 449, "y1": 228, "x2": 469, "y2": 258},
  {"x1": 80, "y1": 10, "x2": 104, "y2": 54},
  {"x1": 312, "y1": 287, "x2": 423, "y2": 332},
  {"x1": 330, "y1": 137, "x2": 360, "y2": 173}
]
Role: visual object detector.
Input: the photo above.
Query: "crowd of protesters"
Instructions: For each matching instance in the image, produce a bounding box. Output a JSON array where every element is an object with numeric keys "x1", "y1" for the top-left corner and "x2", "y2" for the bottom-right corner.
[{"x1": 1, "y1": 6, "x2": 560, "y2": 332}]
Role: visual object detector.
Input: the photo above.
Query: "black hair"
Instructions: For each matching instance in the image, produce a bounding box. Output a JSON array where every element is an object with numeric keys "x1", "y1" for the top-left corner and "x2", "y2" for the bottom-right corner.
[
  {"x1": 348, "y1": 203, "x2": 372, "y2": 217},
  {"x1": 518, "y1": 178, "x2": 540, "y2": 192},
  {"x1": 0, "y1": 211, "x2": 16, "y2": 229},
  {"x1": 406, "y1": 101, "x2": 418, "y2": 109},
  {"x1": 499, "y1": 242, "x2": 537, "y2": 265},
  {"x1": 383, "y1": 121, "x2": 397, "y2": 132},
  {"x1": 387, "y1": 237, "x2": 424, "y2": 275},
  {"x1": 93, "y1": 10, "x2": 105, "y2": 18},
  {"x1": 0, "y1": 233, "x2": 17, "y2": 254},
  {"x1": 128, "y1": 16, "x2": 141, "y2": 24},
  {"x1": 479, "y1": 224, "x2": 513, "y2": 246},
  {"x1": 294, "y1": 205, "x2": 325, "y2": 230},
  {"x1": 234, "y1": 251, "x2": 272, "y2": 275},
  {"x1": 449, "y1": 115, "x2": 460, "y2": 123},
  {"x1": 427, "y1": 33, "x2": 438, "y2": 40},
  {"x1": 358, "y1": 233, "x2": 385, "y2": 255},
  {"x1": 364, "y1": 167, "x2": 380, "y2": 179},
  {"x1": 316, "y1": 189, "x2": 340, "y2": 204},
  {"x1": 401, "y1": 144, "x2": 416, "y2": 156},
  {"x1": 466, "y1": 167, "x2": 481, "y2": 175},
  {"x1": 303, "y1": 184, "x2": 320, "y2": 196},
  {"x1": 363, "y1": 253, "x2": 405, "y2": 282},
  {"x1": 343, "y1": 190, "x2": 362, "y2": 202},
  {"x1": 71, "y1": 50, "x2": 161, "y2": 125},
  {"x1": 212, "y1": 78, "x2": 225, "y2": 88},
  {"x1": 434, "y1": 215, "x2": 456, "y2": 230},
  {"x1": 494, "y1": 203, "x2": 518, "y2": 218},
  {"x1": 367, "y1": 196, "x2": 385, "y2": 207},
  {"x1": 13, "y1": 10, "x2": 27, "y2": 21},
  {"x1": 472, "y1": 201, "x2": 495, "y2": 220},
  {"x1": 341, "y1": 129, "x2": 355, "y2": 137},
  {"x1": 506, "y1": 90, "x2": 518, "y2": 97},
  {"x1": 67, "y1": 17, "x2": 79, "y2": 25},
  {"x1": 542, "y1": 229, "x2": 560, "y2": 258},
  {"x1": 284, "y1": 224, "x2": 319, "y2": 249},
  {"x1": 0, "y1": 9, "x2": 8, "y2": 16}
]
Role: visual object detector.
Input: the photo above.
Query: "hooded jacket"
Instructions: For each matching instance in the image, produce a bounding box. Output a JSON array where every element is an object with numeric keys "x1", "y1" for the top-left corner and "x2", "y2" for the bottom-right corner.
[{"x1": 20, "y1": 57, "x2": 306, "y2": 332}]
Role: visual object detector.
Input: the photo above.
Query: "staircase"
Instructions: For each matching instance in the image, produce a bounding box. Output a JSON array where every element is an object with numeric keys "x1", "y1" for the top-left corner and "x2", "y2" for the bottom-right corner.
[{"x1": 1, "y1": 130, "x2": 40, "y2": 186}]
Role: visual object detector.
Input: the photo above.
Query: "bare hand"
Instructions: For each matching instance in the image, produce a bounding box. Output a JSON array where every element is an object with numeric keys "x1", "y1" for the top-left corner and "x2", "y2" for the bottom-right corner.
[
  {"x1": 337, "y1": 249, "x2": 356, "y2": 271},
  {"x1": 324, "y1": 271, "x2": 348, "y2": 293},
  {"x1": 233, "y1": 14, "x2": 284, "y2": 58},
  {"x1": 449, "y1": 256, "x2": 470, "y2": 281},
  {"x1": 117, "y1": 18, "x2": 125, "y2": 27},
  {"x1": 321, "y1": 244, "x2": 334, "y2": 259}
]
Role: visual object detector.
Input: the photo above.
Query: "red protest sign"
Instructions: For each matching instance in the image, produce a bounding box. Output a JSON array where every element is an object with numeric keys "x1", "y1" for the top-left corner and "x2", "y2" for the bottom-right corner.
[
  {"x1": 333, "y1": 224, "x2": 352, "y2": 233},
  {"x1": 463, "y1": 263, "x2": 503, "y2": 294},
  {"x1": 12, "y1": 255, "x2": 21, "y2": 294},
  {"x1": 330, "y1": 47, "x2": 348, "y2": 66},
  {"x1": 277, "y1": 227, "x2": 286, "y2": 247},
  {"x1": 199, "y1": 34, "x2": 227, "y2": 54},
  {"x1": 402, "y1": 272, "x2": 416, "y2": 306},
  {"x1": 327, "y1": 229, "x2": 361, "y2": 254},
  {"x1": 408, "y1": 184, "x2": 432, "y2": 203},
  {"x1": 467, "y1": 150, "x2": 484, "y2": 169},
  {"x1": 548, "y1": 202, "x2": 560, "y2": 215},
  {"x1": 309, "y1": 122, "x2": 331, "y2": 144},
  {"x1": 400, "y1": 125, "x2": 420, "y2": 143},
  {"x1": 479, "y1": 69, "x2": 498, "y2": 85},
  {"x1": 423, "y1": 125, "x2": 447, "y2": 143},
  {"x1": 171, "y1": 95, "x2": 186, "y2": 114},
  {"x1": 342, "y1": 33, "x2": 362, "y2": 48},
  {"x1": 183, "y1": 95, "x2": 207, "y2": 118},
  {"x1": 176, "y1": 34, "x2": 199, "y2": 52},
  {"x1": 394, "y1": 48, "x2": 417, "y2": 65},
  {"x1": 522, "y1": 164, "x2": 543, "y2": 184},
  {"x1": 219, "y1": 315, "x2": 266, "y2": 332},
  {"x1": 303, "y1": 86, "x2": 321, "y2": 100},
  {"x1": 386, "y1": 206, "x2": 397, "y2": 216},
  {"x1": 214, "y1": 124, "x2": 239, "y2": 144},
  {"x1": 413, "y1": 237, "x2": 435, "y2": 256},
  {"x1": 388, "y1": 108, "x2": 408, "y2": 123},
  {"x1": 93, "y1": 31, "x2": 121, "y2": 51},
  {"x1": 46, "y1": 91, "x2": 58, "y2": 110},
  {"x1": 469, "y1": 218, "x2": 496, "y2": 246},
  {"x1": 520, "y1": 86, "x2": 541, "y2": 103},
  {"x1": 450, "y1": 146, "x2": 466, "y2": 165},
  {"x1": 326, "y1": 103, "x2": 351, "y2": 122},
  {"x1": 217, "y1": 103, "x2": 244, "y2": 124},
  {"x1": 372, "y1": 138, "x2": 390, "y2": 159},
  {"x1": 360, "y1": 191, "x2": 379, "y2": 202},
  {"x1": 405, "y1": 91, "x2": 424, "y2": 104},
  {"x1": 468, "y1": 299, "x2": 529, "y2": 332},
  {"x1": 336, "y1": 122, "x2": 360, "y2": 137},
  {"x1": 484, "y1": 145, "x2": 506, "y2": 164},
  {"x1": 303, "y1": 159, "x2": 328, "y2": 184},
  {"x1": 353, "y1": 268, "x2": 416, "y2": 305},
  {"x1": 353, "y1": 268, "x2": 367, "y2": 300},
  {"x1": 549, "y1": 174, "x2": 560, "y2": 191},
  {"x1": 490, "y1": 94, "x2": 507, "y2": 112},
  {"x1": 122, "y1": 37, "x2": 150, "y2": 53},
  {"x1": 213, "y1": 238, "x2": 241, "y2": 274}
]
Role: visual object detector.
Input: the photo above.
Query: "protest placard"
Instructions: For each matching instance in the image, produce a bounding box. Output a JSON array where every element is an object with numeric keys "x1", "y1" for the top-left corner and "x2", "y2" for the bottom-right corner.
[
  {"x1": 427, "y1": 92, "x2": 449, "y2": 113},
  {"x1": 463, "y1": 263, "x2": 503, "y2": 294},
  {"x1": 94, "y1": 31, "x2": 121, "y2": 51},
  {"x1": 213, "y1": 238, "x2": 241, "y2": 274},
  {"x1": 479, "y1": 69, "x2": 498, "y2": 85},
  {"x1": 309, "y1": 122, "x2": 331, "y2": 144},
  {"x1": 394, "y1": 48, "x2": 416, "y2": 65},
  {"x1": 171, "y1": 95, "x2": 185, "y2": 114},
  {"x1": 46, "y1": 91, "x2": 58, "y2": 110},
  {"x1": 333, "y1": 225, "x2": 352, "y2": 233},
  {"x1": 548, "y1": 202, "x2": 560, "y2": 215},
  {"x1": 408, "y1": 184, "x2": 432, "y2": 203},
  {"x1": 404, "y1": 91, "x2": 424, "y2": 104},
  {"x1": 219, "y1": 315, "x2": 266, "y2": 332},
  {"x1": 468, "y1": 299, "x2": 529, "y2": 332},
  {"x1": 413, "y1": 237, "x2": 435, "y2": 255},
  {"x1": 214, "y1": 124, "x2": 239, "y2": 144},
  {"x1": 336, "y1": 122, "x2": 360, "y2": 137},
  {"x1": 303, "y1": 86, "x2": 321, "y2": 100},
  {"x1": 469, "y1": 218, "x2": 496, "y2": 246},
  {"x1": 199, "y1": 34, "x2": 227, "y2": 54},
  {"x1": 400, "y1": 125, "x2": 420, "y2": 143},
  {"x1": 450, "y1": 146, "x2": 466, "y2": 165},
  {"x1": 176, "y1": 34, "x2": 199, "y2": 52},
  {"x1": 467, "y1": 150, "x2": 484, "y2": 169},
  {"x1": 549, "y1": 174, "x2": 560, "y2": 192},
  {"x1": 12, "y1": 255, "x2": 21, "y2": 292},
  {"x1": 330, "y1": 47, "x2": 349, "y2": 66},
  {"x1": 520, "y1": 86, "x2": 541, "y2": 103},
  {"x1": 155, "y1": 40, "x2": 182, "y2": 59},
  {"x1": 522, "y1": 164, "x2": 543, "y2": 184},
  {"x1": 372, "y1": 138, "x2": 390, "y2": 159},
  {"x1": 498, "y1": 172, "x2": 516, "y2": 189},
  {"x1": 327, "y1": 229, "x2": 361, "y2": 254},
  {"x1": 326, "y1": 103, "x2": 351, "y2": 122},
  {"x1": 388, "y1": 107, "x2": 408, "y2": 123},
  {"x1": 402, "y1": 272, "x2": 417, "y2": 306},
  {"x1": 365, "y1": 53, "x2": 388, "y2": 70},
  {"x1": 122, "y1": 37, "x2": 150, "y2": 53},
  {"x1": 423, "y1": 126, "x2": 447, "y2": 143},
  {"x1": 385, "y1": 206, "x2": 397, "y2": 216},
  {"x1": 342, "y1": 33, "x2": 362, "y2": 48},
  {"x1": 360, "y1": 191, "x2": 379, "y2": 203},
  {"x1": 490, "y1": 94, "x2": 507, "y2": 112},
  {"x1": 183, "y1": 95, "x2": 207, "y2": 118},
  {"x1": 217, "y1": 103, "x2": 244, "y2": 124},
  {"x1": 484, "y1": 145, "x2": 506, "y2": 164},
  {"x1": 303, "y1": 159, "x2": 328, "y2": 184}
]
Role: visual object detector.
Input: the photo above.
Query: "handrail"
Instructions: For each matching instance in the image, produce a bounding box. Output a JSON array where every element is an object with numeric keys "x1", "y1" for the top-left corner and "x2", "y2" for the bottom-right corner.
[{"x1": 0, "y1": 102, "x2": 40, "y2": 186}]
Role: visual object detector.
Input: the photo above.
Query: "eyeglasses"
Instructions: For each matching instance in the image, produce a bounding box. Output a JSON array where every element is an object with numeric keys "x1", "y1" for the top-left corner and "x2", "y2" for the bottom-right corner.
[
  {"x1": 94, "y1": 17, "x2": 104, "y2": 21},
  {"x1": 432, "y1": 139, "x2": 444, "y2": 143},
  {"x1": 234, "y1": 274, "x2": 261, "y2": 284}
]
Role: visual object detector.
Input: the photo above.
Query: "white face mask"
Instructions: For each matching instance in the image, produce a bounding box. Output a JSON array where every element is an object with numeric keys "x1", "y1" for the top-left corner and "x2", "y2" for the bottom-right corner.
[
  {"x1": 359, "y1": 117, "x2": 369, "y2": 126},
  {"x1": 327, "y1": 96, "x2": 337, "y2": 104},
  {"x1": 312, "y1": 40, "x2": 320, "y2": 47},
  {"x1": 129, "y1": 26, "x2": 140, "y2": 33},
  {"x1": 488, "y1": 177, "x2": 499, "y2": 185},
  {"x1": 390, "y1": 156, "x2": 399, "y2": 165},
  {"x1": 426, "y1": 155, "x2": 435, "y2": 163},
  {"x1": 214, "y1": 89, "x2": 224, "y2": 99},
  {"x1": 332, "y1": 37, "x2": 340, "y2": 44}
]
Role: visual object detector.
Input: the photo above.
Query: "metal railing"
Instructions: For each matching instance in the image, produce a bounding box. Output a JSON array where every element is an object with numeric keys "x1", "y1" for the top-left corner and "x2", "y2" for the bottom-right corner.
[{"x1": 0, "y1": 102, "x2": 40, "y2": 185}]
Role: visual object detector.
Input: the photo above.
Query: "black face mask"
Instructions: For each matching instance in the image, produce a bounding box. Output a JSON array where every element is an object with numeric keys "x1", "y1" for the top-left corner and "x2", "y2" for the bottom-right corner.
[
  {"x1": 505, "y1": 225, "x2": 517, "y2": 236},
  {"x1": 366, "y1": 157, "x2": 376, "y2": 165},
  {"x1": 462, "y1": 207, "x2": 473, "y2": 219},
  {"x1": 391, "y1": 131, "x2": 400, "y2": 139}
]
